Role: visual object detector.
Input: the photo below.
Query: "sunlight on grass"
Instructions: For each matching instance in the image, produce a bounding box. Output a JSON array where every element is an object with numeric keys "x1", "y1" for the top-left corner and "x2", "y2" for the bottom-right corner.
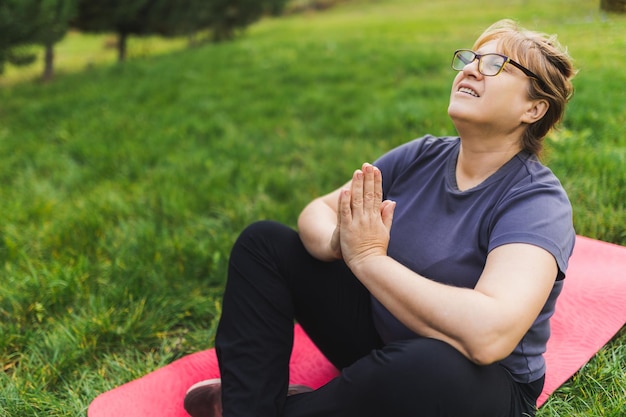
[{"x1": 1, "y1": 31, "x2": 188, "y2": 86}]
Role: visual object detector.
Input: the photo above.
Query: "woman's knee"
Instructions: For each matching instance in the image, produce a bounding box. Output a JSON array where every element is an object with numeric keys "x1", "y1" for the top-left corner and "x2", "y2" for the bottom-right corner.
[
  {"x1": 236, "y1": 220, "x2": 291, "y2": 245},
  {"x1": 234, "y1": 220, "x2": 298, "y2": 252},
  {"x1": 347, "y1": 339, "x2": 476, "y2": 398},
  {"x1": 231, "y1": 221, "x2": 297, "y2": 261},
  {"x1": 227, "y1": 220, "x2": 309, "y2": 297},
  {"x1": 346, "y1": 338, "x2": 512, "y2": 415}
]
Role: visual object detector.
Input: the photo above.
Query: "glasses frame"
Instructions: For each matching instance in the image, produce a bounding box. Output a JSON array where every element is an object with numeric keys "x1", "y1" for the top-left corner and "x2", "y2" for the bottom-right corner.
[{"x1": 452, "y1": 49, "x2": 541, "y2": 82}]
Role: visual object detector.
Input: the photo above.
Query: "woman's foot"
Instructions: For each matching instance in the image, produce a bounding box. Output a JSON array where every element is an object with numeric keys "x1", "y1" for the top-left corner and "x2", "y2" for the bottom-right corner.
[
  {"x1": 184, "y1": 378, "x2": 222, "y2": 417},
  {"x1": 183, "y1": 378, "x2": 314, "y2": 417}
]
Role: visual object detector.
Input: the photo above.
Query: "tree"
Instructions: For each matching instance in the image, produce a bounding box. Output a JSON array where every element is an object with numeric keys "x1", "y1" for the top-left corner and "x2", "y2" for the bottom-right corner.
[
  {"x1": 140, "y1": 0, "x2": 280, "y2": 43},
  {"x1": 70, "y1": 0, "x2": 292, "y2": 64},
  {"x1": 0, "y1": 0, "x2": 76, "y2": 80},
  {"x1": 32, "y1": 0, "x2": 78, "y2": 81},
  {"x1": 600, "y1": 0, "x2": 626, "y2": 12},
  {"x1": 0, "y1": 0, "x2": 40, "y2": 73},
  {"x1": 179, "y1": 0, "x2": 288, "y2": 42},
  {"x1": 142, "y1": 0, "x2": 212, "y2": 41},
  {"x1": 72, "y1": 0, "x2": 153, "y2": 62}
]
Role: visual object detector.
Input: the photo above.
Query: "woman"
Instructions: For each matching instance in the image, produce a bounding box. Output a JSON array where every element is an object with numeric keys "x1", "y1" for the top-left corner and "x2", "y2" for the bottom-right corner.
[{"x1": 185, "y1": 19, "x2": 576, "y2": 417}]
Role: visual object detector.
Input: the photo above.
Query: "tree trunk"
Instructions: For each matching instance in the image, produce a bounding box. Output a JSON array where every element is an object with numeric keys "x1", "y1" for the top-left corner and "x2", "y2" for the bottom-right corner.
[
  {"x1": 118, "y1": 32, "x2": 128, "y2": 62},
  {"x1": 212, "y1": 24, "x2": 234, "y2": 42},
  {"x1": 601, "y1": 0, "x2": 626, "y2": 12},
  {"x1": 42, "y1": 43, "x2": 54, "y2": 82}
]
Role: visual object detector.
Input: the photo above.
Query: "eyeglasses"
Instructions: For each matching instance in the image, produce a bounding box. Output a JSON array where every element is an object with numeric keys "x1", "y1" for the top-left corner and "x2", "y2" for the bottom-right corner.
[{"x1": 451, "y1": 49, "x2": 541, "y2": 82}]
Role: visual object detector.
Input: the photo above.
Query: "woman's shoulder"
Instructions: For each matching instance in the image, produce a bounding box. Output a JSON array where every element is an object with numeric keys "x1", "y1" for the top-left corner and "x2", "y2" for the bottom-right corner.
[{"x1": 511, "y1": 152, "x2": 568, "y2": 192}]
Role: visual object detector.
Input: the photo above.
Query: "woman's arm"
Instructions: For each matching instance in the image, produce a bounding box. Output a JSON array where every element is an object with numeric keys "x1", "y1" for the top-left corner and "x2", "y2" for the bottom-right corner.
[
  {"x1": 340, "y1": 163, "x2": 557, "y2": 365},
  {"x1": 297, "y1": 184, "x2": 347, "y2": 262},
  {"x1": 350, "y1": 244, "x2": 556, "y2": 365}
]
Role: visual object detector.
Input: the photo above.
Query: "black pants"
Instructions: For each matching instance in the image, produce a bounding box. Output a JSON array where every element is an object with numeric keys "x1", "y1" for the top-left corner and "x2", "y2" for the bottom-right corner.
[{"x1": 215, "y1": 221, "x2": 543, "y2": 417}]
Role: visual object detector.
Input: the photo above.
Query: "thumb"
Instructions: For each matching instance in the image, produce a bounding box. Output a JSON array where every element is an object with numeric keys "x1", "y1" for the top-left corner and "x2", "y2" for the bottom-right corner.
[{"x1": 381, "y1": 200, "x2": 396, "y2": 230}]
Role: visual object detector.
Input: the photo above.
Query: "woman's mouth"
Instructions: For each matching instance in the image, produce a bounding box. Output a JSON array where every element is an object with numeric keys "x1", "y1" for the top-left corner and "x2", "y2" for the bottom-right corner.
[{"x1": 458, "y1": 86, "x2": 479, "y2": 97}]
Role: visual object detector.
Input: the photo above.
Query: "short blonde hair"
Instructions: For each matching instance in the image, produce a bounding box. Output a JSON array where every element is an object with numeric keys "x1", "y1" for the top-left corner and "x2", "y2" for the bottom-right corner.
[{"x1": 473, "y1": 19, "x2": 576, "y2": 155}]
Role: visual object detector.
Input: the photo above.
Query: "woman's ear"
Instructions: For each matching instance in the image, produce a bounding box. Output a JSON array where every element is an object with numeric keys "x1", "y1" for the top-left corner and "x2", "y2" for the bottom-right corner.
[{"x1": 522, "y1": 99, "x2": 549, "y2": 124}]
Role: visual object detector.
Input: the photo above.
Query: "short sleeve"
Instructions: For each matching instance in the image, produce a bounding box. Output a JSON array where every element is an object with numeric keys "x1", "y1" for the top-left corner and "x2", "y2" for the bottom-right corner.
[{"x1": 489, "y1": 179, "x2": 575, "y2": 278}]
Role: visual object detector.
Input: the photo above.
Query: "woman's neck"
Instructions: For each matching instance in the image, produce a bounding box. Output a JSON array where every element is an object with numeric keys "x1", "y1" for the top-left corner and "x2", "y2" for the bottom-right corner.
[{"x1": 455, "y1": 131, "x2": 523, "y2": 191}]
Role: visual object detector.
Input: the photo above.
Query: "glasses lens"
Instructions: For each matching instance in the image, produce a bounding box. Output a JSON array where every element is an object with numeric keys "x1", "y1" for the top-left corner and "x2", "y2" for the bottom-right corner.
[
  {"x1": 480, "y1": 54, "x2": 507, "y2": 76},
  {"x1": 452, "y1": 50, "x2": 475, "y2": 70}
]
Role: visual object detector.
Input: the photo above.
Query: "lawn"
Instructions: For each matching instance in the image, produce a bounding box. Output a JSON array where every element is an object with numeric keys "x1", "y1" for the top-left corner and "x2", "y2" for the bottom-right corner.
[{"x1": 0, "y1": 0, "x2": 624, "y2": 415}]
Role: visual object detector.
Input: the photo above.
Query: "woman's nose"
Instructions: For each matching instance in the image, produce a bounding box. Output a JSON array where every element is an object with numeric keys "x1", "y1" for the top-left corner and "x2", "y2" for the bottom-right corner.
[{"x1": 462, "y1": 58, "x2": 483, "y2": 78}]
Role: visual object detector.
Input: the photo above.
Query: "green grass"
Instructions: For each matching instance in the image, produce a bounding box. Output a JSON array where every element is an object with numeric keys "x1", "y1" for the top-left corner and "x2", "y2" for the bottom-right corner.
[{"x1": 1, "y1": 0, "x2": 625, "y2": 415}]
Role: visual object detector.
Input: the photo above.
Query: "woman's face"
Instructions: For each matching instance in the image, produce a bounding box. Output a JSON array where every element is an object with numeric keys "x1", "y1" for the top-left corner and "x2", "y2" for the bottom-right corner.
[{"x1": 447, "y1": 40, "x2": 535, "y2": 134}]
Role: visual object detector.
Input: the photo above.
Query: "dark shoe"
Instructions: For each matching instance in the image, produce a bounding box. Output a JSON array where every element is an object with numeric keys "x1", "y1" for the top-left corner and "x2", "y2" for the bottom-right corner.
[
  {"x1": 183, "y1": 378, "x2": 313, "y2": 417},
  {"x1": 184, "y1": 378, "x2": 222, "y2": 417},
  {"x1": 288, "y1": 384, "x2": 314, "y2": 396}
]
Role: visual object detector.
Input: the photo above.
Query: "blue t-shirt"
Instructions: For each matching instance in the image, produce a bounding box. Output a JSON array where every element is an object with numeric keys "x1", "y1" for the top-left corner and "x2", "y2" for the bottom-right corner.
[{"x1": 371, "y1": 135, "x2": 575, "y2": 383}]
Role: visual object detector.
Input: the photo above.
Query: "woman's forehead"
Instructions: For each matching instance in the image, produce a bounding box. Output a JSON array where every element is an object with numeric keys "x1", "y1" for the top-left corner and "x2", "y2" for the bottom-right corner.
[
  {"x1": 474, "y1": 40, "x2": 499, "y2": 54},
  {"x1": 475, "y1": 37, "x2": 523, "y2": 62}
]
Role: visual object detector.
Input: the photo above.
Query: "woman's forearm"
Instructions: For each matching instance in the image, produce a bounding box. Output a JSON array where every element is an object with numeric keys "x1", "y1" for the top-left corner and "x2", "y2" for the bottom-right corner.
[
  {"x1": 297, "y1": 194, "x2": 342, "y2": 262},
  {"x1": 346, "y1": 244, "x2": 556, "y2": 365},
  {"x1": 348, "y1": 254, "x2": 494, "y2": 362}
]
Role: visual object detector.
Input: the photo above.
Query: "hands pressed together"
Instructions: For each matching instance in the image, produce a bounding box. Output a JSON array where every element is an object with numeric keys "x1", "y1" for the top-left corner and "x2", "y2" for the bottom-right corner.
[{"x1": 331, "y1": 163, "x2": 396, "y2": 269}]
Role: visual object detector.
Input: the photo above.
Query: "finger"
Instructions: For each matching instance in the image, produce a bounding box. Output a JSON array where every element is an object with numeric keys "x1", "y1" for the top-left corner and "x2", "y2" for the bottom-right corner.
[
  {"x1": 381, "y1": 200, "x2": 396, "y2": 231},
  {"x1": 373, "y1": 165, "x2": 383, "y2": 210},
  {"x1": 339, "y1": 187, "x2": 352, "y2": 224},
  {"x1": 362, "y1": 163, "x2": 376, "y2": 212},
  {"x1": 336, "y1": 188, "x2": 343, "y2": 226},
  {"x1": 350, "y1": 169, "x2": 364, "y2": 213}
]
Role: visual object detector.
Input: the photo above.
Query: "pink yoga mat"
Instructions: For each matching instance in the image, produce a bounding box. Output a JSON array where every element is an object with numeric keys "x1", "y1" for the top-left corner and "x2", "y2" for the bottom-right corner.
[{"x1": 88, "y1": 236, "x2": 626, "y2": 416}]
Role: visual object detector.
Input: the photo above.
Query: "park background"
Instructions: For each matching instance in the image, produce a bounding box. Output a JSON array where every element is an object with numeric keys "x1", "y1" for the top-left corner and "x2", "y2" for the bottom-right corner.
[{"x1": 1, "y1": 0, "x2": 625, "y2": 415}]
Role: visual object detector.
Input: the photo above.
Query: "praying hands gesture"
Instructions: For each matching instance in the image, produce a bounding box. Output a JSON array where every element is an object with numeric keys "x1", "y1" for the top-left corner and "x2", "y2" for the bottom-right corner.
[{"x1": 331, "y1": 163, "x2": 396, "y2": 269}]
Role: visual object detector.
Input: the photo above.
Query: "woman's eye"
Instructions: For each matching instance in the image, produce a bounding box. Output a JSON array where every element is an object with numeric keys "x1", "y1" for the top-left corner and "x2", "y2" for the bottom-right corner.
[{"x1": 484, "y1": 57, "x2": 504, "y2": 73}]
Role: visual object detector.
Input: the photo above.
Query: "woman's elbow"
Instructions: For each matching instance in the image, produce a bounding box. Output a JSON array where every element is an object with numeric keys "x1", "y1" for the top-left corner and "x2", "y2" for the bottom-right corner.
[{"x1": 465, "y1": 336, "x2": 515, "y2": 366}]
